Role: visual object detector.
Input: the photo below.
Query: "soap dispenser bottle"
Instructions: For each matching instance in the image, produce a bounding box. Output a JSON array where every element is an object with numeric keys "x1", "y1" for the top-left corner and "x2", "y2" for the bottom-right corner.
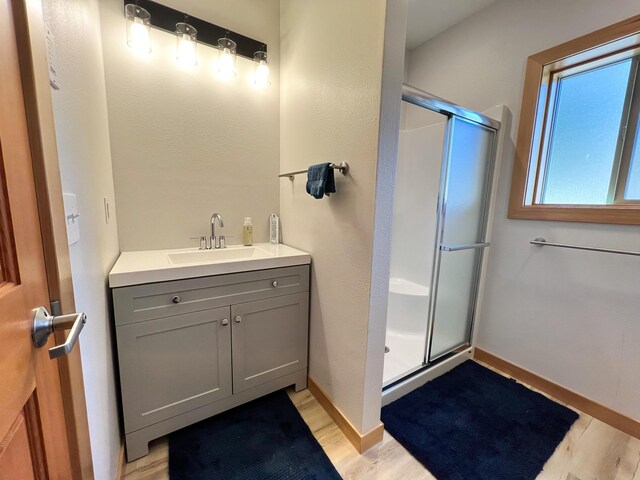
[{"x1": 243, "y1": 217, "x2": 253, "y2": 246}]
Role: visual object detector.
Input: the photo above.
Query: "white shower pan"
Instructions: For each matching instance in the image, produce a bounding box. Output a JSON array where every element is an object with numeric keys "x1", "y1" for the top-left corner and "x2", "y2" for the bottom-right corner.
[{"x1": 383, "y1": 277, "x2": 430, "y2": 386}]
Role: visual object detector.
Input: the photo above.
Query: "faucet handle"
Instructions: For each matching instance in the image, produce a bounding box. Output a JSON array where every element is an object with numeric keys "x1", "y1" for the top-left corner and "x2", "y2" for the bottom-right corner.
[
  {"x1": 190, "y1": 236, "x2": 209, "y2": 250},
  {"x1": 220, "y1": 234, "x2": 235, "y2": 249}
]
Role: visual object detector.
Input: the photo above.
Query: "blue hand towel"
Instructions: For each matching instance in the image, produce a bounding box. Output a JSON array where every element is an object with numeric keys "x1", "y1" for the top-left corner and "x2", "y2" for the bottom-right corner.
[{"x1": 306, "y1": 163, "x2": 336, "y2": 199}]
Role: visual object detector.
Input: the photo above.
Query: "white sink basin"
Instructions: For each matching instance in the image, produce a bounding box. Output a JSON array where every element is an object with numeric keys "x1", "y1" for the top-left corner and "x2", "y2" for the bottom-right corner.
[
  {"x1": 109, "y1": 243, "x2": 311, "y2": 288},
  {"x1": 167, "y1": 246, "x2": 274, "y2": 265}
]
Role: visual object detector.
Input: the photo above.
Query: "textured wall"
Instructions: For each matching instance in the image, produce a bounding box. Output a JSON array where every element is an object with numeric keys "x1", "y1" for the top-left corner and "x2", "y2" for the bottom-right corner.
[
  {"x1": 363, "y1": 0, "x2": 408, "y2": 429},
  {"x1": 99, "y1": 0, "x2": 280, "y2": 251},
  {"x1": 408, "y1": 0, "x2": 640, "y2": 420},
  {"x1": 279, "y1": 0, "x2": 391, "y2": 433},
  {"x1": 42, "y1": 0, "x2": 121, "y2": 478}
]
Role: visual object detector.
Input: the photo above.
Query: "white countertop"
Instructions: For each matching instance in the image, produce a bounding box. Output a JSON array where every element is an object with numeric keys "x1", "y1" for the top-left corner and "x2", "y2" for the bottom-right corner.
[{"x1": 109, "y1": 243, "x2": 311, "y2": 288}]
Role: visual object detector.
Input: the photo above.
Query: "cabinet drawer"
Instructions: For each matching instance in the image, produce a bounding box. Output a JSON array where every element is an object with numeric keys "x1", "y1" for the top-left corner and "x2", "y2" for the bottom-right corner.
[
  {"x1": 113, "y1": 265, "x2": 309, "y2": 326},
  {"x1": 117, "y1": 306, "x2": 232, "y2": 433},
  {"x1": 231, "y1": 293, "x2": 309, "y2": 394}
]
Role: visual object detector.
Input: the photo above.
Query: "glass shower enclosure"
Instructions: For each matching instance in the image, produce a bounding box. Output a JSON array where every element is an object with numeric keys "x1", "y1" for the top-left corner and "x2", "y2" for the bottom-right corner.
[{"x1": 383, "y1": 84, "x2": 499, "y2": 387}]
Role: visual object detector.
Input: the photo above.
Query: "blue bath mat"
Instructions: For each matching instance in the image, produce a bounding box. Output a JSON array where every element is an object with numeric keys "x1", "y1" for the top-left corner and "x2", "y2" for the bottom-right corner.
[
  {"x1": 382, "y1": 361, "x2": 578, "y2": 480},
  {"x1": 169, "y1": 390, "x2": 341, "y2": 480}
]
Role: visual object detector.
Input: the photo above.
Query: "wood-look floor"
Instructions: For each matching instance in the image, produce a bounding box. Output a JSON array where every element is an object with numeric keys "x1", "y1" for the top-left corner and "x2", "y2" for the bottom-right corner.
[{"x1": 121, "y1": 363, "x2": 640, "y2": 480}]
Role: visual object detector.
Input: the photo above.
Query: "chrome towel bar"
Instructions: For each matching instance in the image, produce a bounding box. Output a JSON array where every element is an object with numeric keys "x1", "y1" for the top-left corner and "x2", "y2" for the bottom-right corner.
[
  {"x1": 440, "y1": 242, "x2": 491, "y2": 252},
  {"x1": 530, "y1": 237, "x2": 640, "y2": 257},
  {"x1": 279, "y1": 162, "x2": 349, "y2": 180}
]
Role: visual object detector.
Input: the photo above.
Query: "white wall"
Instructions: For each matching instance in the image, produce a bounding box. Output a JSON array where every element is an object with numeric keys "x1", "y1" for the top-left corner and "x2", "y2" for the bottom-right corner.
[
  {"x1": 408, "y1": 0, "x2": 640, "y2": 420},
  {"x1": 364, "y1": 0, "x2": 408, "y2": 432},
  {"x1": 98, "y1": 0, "x2": 280, "y2": 251},
  {"x1": 42, "y1": 1, "x2": 121, "y2": 478},
  {"x1": 279, "y1": 0, "x2": 391, "y2": 433}
]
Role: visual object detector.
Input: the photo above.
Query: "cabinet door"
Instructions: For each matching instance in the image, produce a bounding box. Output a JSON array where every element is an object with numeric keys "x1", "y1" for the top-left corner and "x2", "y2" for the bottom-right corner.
[
  {"x1": 117, "y1": 307, "x2": 232, "y2": 432},
  {"x1": 231, "y1": 293, "x2": 309, "y2": 393}
]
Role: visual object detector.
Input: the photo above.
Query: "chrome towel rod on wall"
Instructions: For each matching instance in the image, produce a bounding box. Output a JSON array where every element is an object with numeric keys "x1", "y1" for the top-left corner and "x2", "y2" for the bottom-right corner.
[
  {"x1": 531, "y1": 237, "x2": 640, "y2": 257},
  {"x1": 279, "y1": 162, "x2": 349, "y2": 181}
]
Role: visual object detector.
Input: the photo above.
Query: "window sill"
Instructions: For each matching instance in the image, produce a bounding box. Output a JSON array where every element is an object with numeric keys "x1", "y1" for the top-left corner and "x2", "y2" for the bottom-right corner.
[{"x1": 507, "y1": 203, "x2": 640, "y2": 225}]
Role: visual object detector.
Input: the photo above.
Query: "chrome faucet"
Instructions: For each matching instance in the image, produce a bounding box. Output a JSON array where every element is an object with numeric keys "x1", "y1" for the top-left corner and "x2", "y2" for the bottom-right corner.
[{"x1": 210, "y1": 213, "x2": 225, "y2": 249}]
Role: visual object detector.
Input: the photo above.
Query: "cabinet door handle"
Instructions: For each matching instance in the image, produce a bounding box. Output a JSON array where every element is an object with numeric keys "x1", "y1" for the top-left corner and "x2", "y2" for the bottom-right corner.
[
  {"x1": 271, "y1": 281, "x2": 278, "y2": 288},
  {"x1": 221, "y1": 318, "x2": 229, "y2": 326},
  {"x1": 235, "y1": 315, "x2": 242, "y2": 323},
  {"x1": 172, "y1": 295, "x2": 181, "y2": 304}
]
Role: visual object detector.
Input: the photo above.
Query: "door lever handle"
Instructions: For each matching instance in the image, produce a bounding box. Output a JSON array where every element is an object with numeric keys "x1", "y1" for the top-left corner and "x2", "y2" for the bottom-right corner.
[{"x1": 32, "y1": 307, "x2": 87, "y2": 359}]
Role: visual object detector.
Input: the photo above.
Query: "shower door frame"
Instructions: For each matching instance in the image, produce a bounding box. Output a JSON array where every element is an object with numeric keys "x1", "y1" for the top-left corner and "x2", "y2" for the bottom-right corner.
[{"x1": 390, "y1": 83, "x2": 500, "y2": 385}]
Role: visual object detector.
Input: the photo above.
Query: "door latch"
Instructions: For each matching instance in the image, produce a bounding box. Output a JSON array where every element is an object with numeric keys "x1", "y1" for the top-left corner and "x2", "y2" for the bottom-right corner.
[{"x1": 32, "y1": 307, "x2": 86, "y2": 359}]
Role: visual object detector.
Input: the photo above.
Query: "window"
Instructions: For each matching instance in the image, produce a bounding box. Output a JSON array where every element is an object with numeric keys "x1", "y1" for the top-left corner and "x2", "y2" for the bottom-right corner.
[{"x1": 509, "y1": 15, "x2": 640, "y2": 224}]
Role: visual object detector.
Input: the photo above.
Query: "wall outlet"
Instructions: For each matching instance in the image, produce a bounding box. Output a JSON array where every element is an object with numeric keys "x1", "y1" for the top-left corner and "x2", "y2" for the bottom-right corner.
[{"x1": 63, "y1": 193, "x2": 80, "y2": 245}]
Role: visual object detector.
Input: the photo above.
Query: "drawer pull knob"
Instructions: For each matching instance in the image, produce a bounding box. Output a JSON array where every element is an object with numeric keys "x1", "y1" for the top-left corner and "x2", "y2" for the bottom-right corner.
[
  {"x1": 235, "y1": 315, "x2": 242, "y2": 323},
  {"x1": 271, "y1": 281, "x2": 278, "y2": 288},
  {"x1": 171, "y1": 295, "x2": 181, "y2": 304},
  {"x1": 221, "y1": 318, "x2": 229, "y2": 326}
]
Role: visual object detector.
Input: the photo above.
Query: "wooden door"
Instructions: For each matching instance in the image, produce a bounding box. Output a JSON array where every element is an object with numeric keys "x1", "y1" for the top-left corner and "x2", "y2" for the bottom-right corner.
[{"x1": 0, "y1": 0, "x2": 74, "y2": 478}]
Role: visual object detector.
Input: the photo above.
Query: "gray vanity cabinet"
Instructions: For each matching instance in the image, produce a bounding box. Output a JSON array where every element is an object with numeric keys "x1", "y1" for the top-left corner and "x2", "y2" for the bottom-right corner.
[
  {"x1": 112, "y1": 265, "x2": 310, "y2": 461},
  {"x1": 232, "y1": 293, "x2": 309, "y2": 393},
  {"x1": 116, "y1": 306, "x2": 233, "y2": 432}
]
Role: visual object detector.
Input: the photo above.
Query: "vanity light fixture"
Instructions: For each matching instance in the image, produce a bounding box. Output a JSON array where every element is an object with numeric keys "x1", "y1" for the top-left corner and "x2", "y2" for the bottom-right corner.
[
  {"x1": 216, "y1": 37, "x2": 237, "y2": 80},
  {"x1": 175, "y1": 22, "x2": 197, "y2": 68},
  {"x1": 252, "y1": 50, "x2": 270, "y2": 88},
  {"x1": 121, "y1": 0, "x2": 269, "y2": 87},
  {"x1": 125, "y1": 4, "x2": 151, "y2": 54}
]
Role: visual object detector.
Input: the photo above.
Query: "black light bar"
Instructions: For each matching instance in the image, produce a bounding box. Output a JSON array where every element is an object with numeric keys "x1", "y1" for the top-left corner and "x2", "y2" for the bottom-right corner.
[{"x1": 125, "y1": 0, "x2": 267, "y2": 60}]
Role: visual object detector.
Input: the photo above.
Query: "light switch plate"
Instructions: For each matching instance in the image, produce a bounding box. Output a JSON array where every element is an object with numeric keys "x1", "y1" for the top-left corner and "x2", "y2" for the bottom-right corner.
[{"x1": 63, "y1": 193, "x2": 80, "y2": 245}]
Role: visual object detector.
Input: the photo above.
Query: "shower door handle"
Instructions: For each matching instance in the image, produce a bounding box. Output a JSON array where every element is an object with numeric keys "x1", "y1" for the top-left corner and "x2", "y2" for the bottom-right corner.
[{"x1": 440, "y1": 242, "x2": 490, "y2": 252}]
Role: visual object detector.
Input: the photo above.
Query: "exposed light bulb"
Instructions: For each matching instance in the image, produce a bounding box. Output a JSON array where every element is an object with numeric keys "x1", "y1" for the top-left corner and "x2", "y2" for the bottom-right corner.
[
  {"x1": 177, "y1": 35, "x2": 196, "y2": 67},
  {"x1": 255, "y1": 61, "x2": 270, "y2": 86},
  {"x1": 253, "y1": 51, "x2": 270, "y2": 88},
  {"x1": 129, "y1": 18, "x2": 151, "y2": 53},
  {"x1": 176, "y1": 23, "x2": 197, "y2": 68},
  {"x1": 129, "y1": 18, "x2": 150, "y2": 54},
  {"x1": 218, "y1": 48, "x2": 236, "y2": 78},
  {"x1": 125, "y1": 5, "x2": 151, "y2": 54},
  {"x1": 216, "y1": 38, "x2": 237, "y2": 80}
]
